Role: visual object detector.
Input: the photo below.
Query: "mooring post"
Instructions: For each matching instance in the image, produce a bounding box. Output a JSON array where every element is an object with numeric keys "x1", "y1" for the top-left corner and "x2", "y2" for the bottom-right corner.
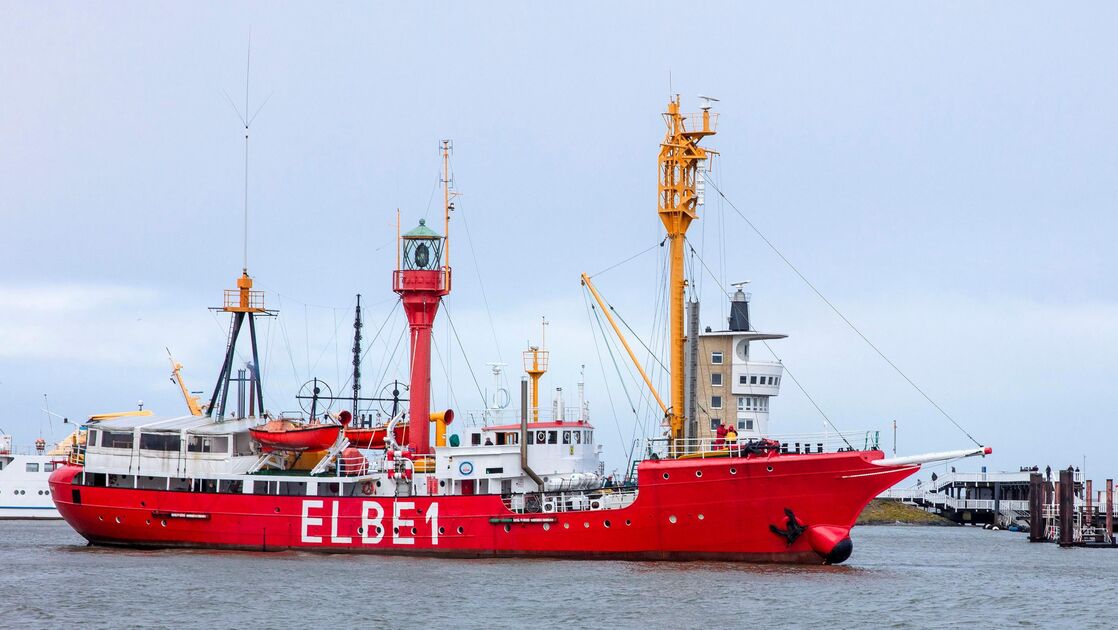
[
  {"x1": 1028, "y1": 472, "x2": 1044, "y2": 542},
  {"x1": 1059, "y1": 468, "x2": 1075, "y2": 547},
  {"x1": 1086, "y1": 479, "x2": 1094, "y2": 541},
  {"x1": 1107, "y1": 479, "x2": 1114, "y2": 545}
]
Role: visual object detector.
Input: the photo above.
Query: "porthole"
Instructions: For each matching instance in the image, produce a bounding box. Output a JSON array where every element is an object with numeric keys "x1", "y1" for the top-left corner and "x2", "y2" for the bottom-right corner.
[
  {"x1": 357, "y1": 527, "x2": 364, "y2": 535},
  {"x1": 411, "y1": 527, "x2": 417, "y2": 535},
  {"x1": 729, "y1": 467, "x2": 737, "y2": 475},
  {"x1": 439, "y1": 480, "x2": 446, "y2": 487},
  {"x1": 98, "y1": 515, "x2": 104, "y2": 521},
  {"x1": 140, "y1": 500, "x2": 146, "y2": 507},
  {"x1": 583, "y1": 522, "x2": 590, "y2": 528},
  {"x1": 625, "y1": 519, "x2": 632, "y2": 526},
  {"x1": 503, "y1": 525, "x2": 511, "y2": 533},
  {"x1": 669, "y1": 515, "x2": 677, "y2": 524},
  {"x1": 115, "y1": 516, "x2": 122, "y2": 524},
  {"x1": 274, "y1": 507, "x2": 280, "y2": 513},
  {"x1": 393, "y1": 527, "x2": 399, "y2": 535},
  {"x1": 457, "y1": 526, "x2": 464, "y2": 534},
  {"x1": 376, "y1": 526, "x2": 384, "y2": 535},
  {"x1": 376, "y1": 480, "x2": 382, "y2": 487},
  {"x1": 438, "y1": 527, "x2": 445, "y2": 535},
  {"x1": 766, "y1": 466, "x2": 774, "y2": 472},
  {"x1": 161, "y1": 520, "x2": 167, "y2": 527},
  {"x1": 563, "y1": 522, "x2": 570, "y2": 529},
  {"x1": 145, "y1": 519, "x2": 151, "y2": 525},
  {"x1": 662, "y1": 473, "x2": 670, "y2": 480},
  {"x1": 543, "y1": 523, "x2": 551, "y2": 531},
  {"x1": 695, "y1": 470, "x2": 703, "y2": 478},
  {"x1": 698, "y1": 514, "x2": 705, "y2": 520},
  {"x1": 604, "y1": 520, "x2": 611, "y2": 528}
]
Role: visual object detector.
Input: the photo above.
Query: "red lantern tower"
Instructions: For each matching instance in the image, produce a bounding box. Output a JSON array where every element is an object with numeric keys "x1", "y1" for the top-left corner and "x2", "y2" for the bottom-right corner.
[
  {"x1": 393, "y1": 217, "x2": 450, "y2": 454},
  {"x1": 393, "y1": 142, "x2": 455, "y2": 455}
]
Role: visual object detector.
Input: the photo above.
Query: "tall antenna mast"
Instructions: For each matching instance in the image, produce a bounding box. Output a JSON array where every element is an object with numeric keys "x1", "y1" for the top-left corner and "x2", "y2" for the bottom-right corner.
[
  {"x1": 243, "y1": 42, "x2": 250, "y2": 272},
  {"x1": 352, "y1": 294, "x2": 363, "y2": 417},
  {"x1": 440, "y1": 140, "x2": 457, "y2": 269}
]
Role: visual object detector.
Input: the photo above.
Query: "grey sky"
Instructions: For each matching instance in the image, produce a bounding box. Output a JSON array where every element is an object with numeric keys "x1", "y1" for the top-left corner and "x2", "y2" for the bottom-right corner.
[{"x1": 2, "y1": 2, "x2": 1115, "y2": 480}]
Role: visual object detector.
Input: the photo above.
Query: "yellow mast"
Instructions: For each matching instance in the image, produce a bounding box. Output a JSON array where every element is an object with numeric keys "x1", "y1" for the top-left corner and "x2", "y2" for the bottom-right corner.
[
  {"x1": 659, "y1": 96, "x2": 716, "y2": 458},
  {"x1": 522, "y1": 317, "x2": 549, "y2": 422}
]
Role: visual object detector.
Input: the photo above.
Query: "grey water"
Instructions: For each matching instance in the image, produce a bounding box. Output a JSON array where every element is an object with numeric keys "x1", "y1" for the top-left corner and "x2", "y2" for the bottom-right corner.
[{"x1": 1, "y1": 521, "x2": 1114, "y2": 629}]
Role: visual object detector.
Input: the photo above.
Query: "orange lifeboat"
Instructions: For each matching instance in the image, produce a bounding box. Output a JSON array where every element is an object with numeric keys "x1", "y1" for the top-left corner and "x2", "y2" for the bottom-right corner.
[
  {"x1": 249, "y1": 420, "x2": 341, "y2": 452},
  {"x1": 337, "y1": 410, "x2": 407, "y2": 449}
]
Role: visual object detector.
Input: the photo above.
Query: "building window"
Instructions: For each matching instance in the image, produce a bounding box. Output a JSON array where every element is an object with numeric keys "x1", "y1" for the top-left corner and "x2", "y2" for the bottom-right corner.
[
  {"x1": 750, "y1": 376, "x2": 758, "y2": 385},
  {"x1": 711, "y1": 396, "x2": 722, "y2": 409},
  {"x1": 739, "y1": 375, "x2": 747, "y2": 385},
  {"x1": 711, "y1": 373, "x2": 723, "y2": 386},
  {"x1": 711, "y1": 351, "x2": 723, "y2": 365},
  {"x1": 710, "y1": 418, "x2": 722, "y2": 431},
  {"x1": 737, "y1": 396, "x2": 745, "y2": 411},
  {"x1": 739, "y1": 419, "x2": 754, "y2": 431}
]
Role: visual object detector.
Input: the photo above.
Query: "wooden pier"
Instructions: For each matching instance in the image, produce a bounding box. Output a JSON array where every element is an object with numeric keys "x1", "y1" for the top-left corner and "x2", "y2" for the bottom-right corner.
[{"x1": 1029, "y1": 469, "x2": 1117, "y2": 548}]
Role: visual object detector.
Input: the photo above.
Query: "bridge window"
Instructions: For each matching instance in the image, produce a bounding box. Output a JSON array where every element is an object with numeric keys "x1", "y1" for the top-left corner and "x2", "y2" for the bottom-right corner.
[
  {"x1": 140, "y1": 433, "x2": 181, "y2": 452},
  {"x1": 234, "y1": 432, "x2": 254, "y2": 456},
  {"x1": 43, "y1": 462, "x2": 55, "y2": 472},
  {"x1": 562, "y1": 431, "x2": 571, "y2": 444},
  {"x1": 711, "y1": 351, "x2": 723, "y2": 365},
  {"x1": 574, "y1": 431, "x2": 581, "y2": 444},
  {"x1": 547, "y1": 431, "x2": 558, "y2": 444},
  {"x1": 26, "y1": 462, "x2": 39, "y2": 473},
  {"x1": 187, "y1": 435, "x2": 230, "y2": 454},
  {"x1": 101, "y1": 431, "x2": 134, "y2": 449},
  {"x1": 711, "y1": 373, "x2": 722, "y2": 386},
  {"x1": 527, "y1": 431, "x2": 535, "y2": 445},
  {"x1": 471, "y1": 433, "x2": 482, "y2": 446}
]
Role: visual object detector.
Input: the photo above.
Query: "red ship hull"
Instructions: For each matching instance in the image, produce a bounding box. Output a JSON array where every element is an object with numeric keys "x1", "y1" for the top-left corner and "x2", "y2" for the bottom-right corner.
[{"x1": 49, "y1": 450, "x2": 916, "y2": 563}]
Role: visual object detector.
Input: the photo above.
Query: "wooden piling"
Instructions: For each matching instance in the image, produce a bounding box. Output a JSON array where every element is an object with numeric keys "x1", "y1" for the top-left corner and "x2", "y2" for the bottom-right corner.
[
  {"x1": 1028, "y1": 472, "x2": 1045, "y2": 542},
  {"x1": 1107, "y1": 479, "x2": 1114, "y2": 545},
  {"x1": 1086, "y1": 480, "x2": 1093, "y2": 541},
  {"x1": 1059, "y1": 468, "x2": 1075, "y2": 547}
]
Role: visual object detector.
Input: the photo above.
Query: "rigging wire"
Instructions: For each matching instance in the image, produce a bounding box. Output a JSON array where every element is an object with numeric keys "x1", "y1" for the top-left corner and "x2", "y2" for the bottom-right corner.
[
  {"x1": 760, "y1": 341, "x2": 853, "y2": 449},
  {"x1": 684, "y1": 236, "x2": 840, "y2": 437},
  {"x1": 588, "y1": 241, "x2": 663, "y2": 279},
  {"x1": 583, "y1": 290, "x2": 641, "y2": 466},
  {"x1": 702, "y1": 177, "x2": 983, "y2": 448},
  {"x1": 441, "y1": 302, "x2": 489, "y2": 408},
  {"x1": 455, "y1": 196, "x2": 504, "y2": 363}
]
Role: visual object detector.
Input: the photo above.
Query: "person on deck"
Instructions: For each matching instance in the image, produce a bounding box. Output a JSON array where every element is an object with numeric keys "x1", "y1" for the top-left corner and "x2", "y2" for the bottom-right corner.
[
  {"x1": 714, "y1": 423, "x2": 728, "y2": 450},
  {"x1": 725, "y1": 426, "x2": 738, "y2": 453}
]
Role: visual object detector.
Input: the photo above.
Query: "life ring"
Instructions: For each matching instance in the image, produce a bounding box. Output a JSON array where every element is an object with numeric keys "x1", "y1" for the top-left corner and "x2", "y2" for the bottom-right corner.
[{"x1": 361, "y1": 481, "x2": 374, "y2": 495}]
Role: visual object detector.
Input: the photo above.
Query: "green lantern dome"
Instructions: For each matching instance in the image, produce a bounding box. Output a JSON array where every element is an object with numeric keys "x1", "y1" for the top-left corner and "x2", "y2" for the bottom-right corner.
[{"x1": 402, "y1": 218, "x2": 441, "y2": 239}]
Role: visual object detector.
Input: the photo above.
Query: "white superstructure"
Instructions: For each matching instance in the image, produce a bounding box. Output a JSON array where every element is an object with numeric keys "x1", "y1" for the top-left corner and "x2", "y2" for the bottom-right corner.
[{"x1": 0, "y1": 436, "x2": 62, "y2": 519}]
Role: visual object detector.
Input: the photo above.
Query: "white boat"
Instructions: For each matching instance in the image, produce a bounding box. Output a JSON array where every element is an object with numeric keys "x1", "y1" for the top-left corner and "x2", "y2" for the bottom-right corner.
[{"x1": 0, "y1": 435, "x2": 62, "y2": 519}]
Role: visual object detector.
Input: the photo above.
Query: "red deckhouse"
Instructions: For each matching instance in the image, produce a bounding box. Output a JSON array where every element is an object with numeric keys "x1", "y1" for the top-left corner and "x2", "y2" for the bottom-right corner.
[{"x1": 50, "y1": 103, "x2": 988, "y2": 564}]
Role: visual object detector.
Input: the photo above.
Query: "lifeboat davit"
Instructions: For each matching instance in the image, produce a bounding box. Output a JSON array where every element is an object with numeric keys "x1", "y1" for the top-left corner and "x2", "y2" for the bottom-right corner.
[{"x1": 249, "y1": 420, "x2": 341, "y2": 452}]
